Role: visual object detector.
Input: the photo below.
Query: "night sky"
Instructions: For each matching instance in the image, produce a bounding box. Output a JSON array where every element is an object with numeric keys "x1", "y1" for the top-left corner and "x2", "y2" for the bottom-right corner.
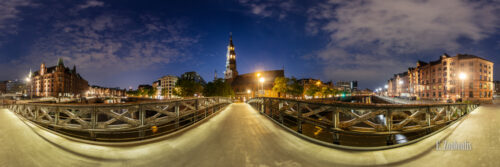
[{"x1": 0, "y1": 0, "x2": 499, "y2": 90}]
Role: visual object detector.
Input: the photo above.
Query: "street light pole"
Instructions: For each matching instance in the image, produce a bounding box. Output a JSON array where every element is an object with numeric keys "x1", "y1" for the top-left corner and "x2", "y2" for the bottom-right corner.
[{"x1": 459, "y1": 73, "x2": 467, "y2": 102}]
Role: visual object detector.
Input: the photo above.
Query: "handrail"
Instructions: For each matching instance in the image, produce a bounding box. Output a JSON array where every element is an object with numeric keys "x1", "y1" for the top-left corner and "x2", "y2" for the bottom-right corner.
[
  {"x1": 7, "y1": 97, "x2": 232, "y2": 141},
  {"x1": 247, "y1": 97, "x2": 478, "y2": 147}
]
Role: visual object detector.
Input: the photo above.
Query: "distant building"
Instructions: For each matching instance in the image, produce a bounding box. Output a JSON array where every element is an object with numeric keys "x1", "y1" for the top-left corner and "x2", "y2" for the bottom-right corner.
[
  {"x1": 0, "y1": 81, "x2": 6, "y2": 94},
  {"x1": 181, "y1": 72, "x2": 206, "y2": 85},
  {"x1": 7, "y1": 80, "x2": 26, "y2": 94},
  {"x1": 0, "y1": 80, "x2": 25, "y2": 94},
  {"x1": 387, "y1": 72, "x2": 409, "y2": 97},
  {"x1": 153, "y1": 75, "x2": 178, "y2": 99},
  {"x1": 30, "y1": 58, "x2": 89, "y2": 97},
  {"x1": 86, "y1": 86, "x2": 126, "y2": 97},
  {"x1": 231, "y1": 70, "x2": 285, "y2": 99},
  {"x1": 336, "y1": 81, "x2": 358, "y2": 93},
  {"x1": 389, "y1": 53, "x2": 494, "y2": 102}
]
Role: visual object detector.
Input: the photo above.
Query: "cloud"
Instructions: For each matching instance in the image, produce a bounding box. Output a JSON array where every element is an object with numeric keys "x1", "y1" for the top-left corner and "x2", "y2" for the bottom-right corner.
[
  {"x1": 239, "y1": 0, "x2": 295, "y2": 19},
  {"x1": 307, "y1": 0, "x2": 500, "y2": 87},
  {"x1": 77, "y1": 0, "x2": 104, "y2": 10},
  {"x1": 0, "y1": 0, "x2": 35, "y2": 46},
  {"x1": 18, "y1": 14, "x2": 198, "y2": 83}
]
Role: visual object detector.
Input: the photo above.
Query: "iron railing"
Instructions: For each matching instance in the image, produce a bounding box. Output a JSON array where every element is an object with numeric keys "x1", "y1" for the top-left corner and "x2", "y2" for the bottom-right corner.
[
  {"x1": 8, "y1": 97, "x2": 231, "y2": 141},
  {"x1": 247, "y1": 97, "x2": 478, "y2": 146}
]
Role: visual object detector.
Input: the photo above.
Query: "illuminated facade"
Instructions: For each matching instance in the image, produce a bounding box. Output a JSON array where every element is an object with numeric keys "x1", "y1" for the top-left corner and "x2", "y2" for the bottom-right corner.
[
  {"x1": 154, "y1": 75, "x2": 178, "y2": 99},
  {"x1": 388, "y1": 54, "x2": 494, "y2": 102},
  {"x1": 31, "y1": 58, "x2": 89, "y2": 97},
  {"x1": 86, "y1": 86, "x2": 126, "y2": 97}
]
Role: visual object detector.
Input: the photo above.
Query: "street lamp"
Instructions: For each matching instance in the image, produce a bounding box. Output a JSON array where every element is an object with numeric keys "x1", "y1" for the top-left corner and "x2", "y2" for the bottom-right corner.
[
  {"x1": 459, "y1": 73, "x2": 467, "y2": 101},
  {"x1": 259, "y1": 77, "x2": 265, "y2": 97},
  {"x1": 25, "y1": 77, "x2": 33, "y2": 99}
]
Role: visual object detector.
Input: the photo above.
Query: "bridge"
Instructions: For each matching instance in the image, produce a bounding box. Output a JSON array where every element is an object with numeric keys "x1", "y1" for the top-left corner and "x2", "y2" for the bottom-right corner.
[{"x1": 0, "y1": 98, "x2": 499, "y2": 166}]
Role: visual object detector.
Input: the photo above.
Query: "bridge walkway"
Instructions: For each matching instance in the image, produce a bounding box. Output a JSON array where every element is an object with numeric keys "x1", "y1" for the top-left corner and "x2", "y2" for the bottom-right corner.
[{"x1": 0, "y1": 103, "x2": 499, "y2": 167}]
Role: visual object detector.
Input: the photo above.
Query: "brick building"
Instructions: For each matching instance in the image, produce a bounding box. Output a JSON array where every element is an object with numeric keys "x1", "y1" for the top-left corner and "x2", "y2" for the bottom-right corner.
[
  {"x1": 388, "y1": 54, "x2": 494, "y2": 102},
  {"x1": 30, "y1": 58, "x2": 89, "y2": 97}
]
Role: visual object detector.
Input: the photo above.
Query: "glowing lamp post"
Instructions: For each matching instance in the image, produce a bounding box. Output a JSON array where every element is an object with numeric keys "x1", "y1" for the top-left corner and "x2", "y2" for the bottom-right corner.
[
  {"x1": 259, "y1": 77, "x2": 265, "y2": 97},
  {"x1": 459, "y1": 73, "x2": 467, "y2": 100},
  {"x1": 25, "y1": 77, "x2": 32, "y2": 99}
]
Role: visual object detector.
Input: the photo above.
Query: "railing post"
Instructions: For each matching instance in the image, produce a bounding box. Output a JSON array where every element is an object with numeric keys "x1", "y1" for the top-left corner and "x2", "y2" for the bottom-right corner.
[
  {"x1": 386, "y1": 109, "x2": 393, "y2": 145},
  {"x1": 425, "y1": 106, "x2": 432, "y2": 135},
  {"x1": 297, "y1": 102, "x2": 302, "y2": 134},
  {"x1": 139, "y1": 104, "x2": 145, "y2": 138},
  {"x1": 175, "y1": 102, "x2": 180, "y2": 129},
  {"x1": 90, "y1": 106, "x2": 97, "y2": 139},
  {"x1": 446, "y1": 105, "x2": 450, "y2": 122},
  {"x1": 194, "y1": 99, "x2": 199, "y2": 122},
  {"x1": 260, "y1": 99, "x2": 264, "y2": 114},
  {"x1": 33, "y1": 105, "x2": 38, "y2": 121},
  {"x1": 55, "y1": 106, "x2": 60, "y2": 126},
  {"x1": 279, "y1": 100, "x2": 284, "y2": 124},
  {"x1": 332, "y1": 107, "x2": 340, "y2": 144},
  {"x1": 204, "y1": 100, "x2": 208, "y2": 118}
]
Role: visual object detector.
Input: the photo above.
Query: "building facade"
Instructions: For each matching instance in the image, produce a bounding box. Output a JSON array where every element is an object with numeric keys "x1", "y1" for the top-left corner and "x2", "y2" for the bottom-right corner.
[
  {"x1": 388, "y1": 54, "x2": 494, "y2": 102},
  {"x1": 0, "y1": 81, "x2": 6, "y2": 94},
  {"x1": 31, "y1": 59, "x2": 89, "y2": 97},
  {"x1": 86, "y1": 86, "x2": 126, "y2": 97},
  {"x1": 231, "y1": 70, "x2": 285, "y2": 100},
  {"x1": 154, "y1": 75, "x2": 178, "y2": 99},
  {"x1": 336, "y1": 81, "x2": 358, "y2": 93},
  {"x1": 387, "y1": 72, "x2": 409, "y2": 97}
]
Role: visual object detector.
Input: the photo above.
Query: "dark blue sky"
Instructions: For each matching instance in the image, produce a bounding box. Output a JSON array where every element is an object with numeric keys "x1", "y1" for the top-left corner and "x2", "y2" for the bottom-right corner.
[{"x1": 0, "y1": 0, "x2": 499, "y2": 90}]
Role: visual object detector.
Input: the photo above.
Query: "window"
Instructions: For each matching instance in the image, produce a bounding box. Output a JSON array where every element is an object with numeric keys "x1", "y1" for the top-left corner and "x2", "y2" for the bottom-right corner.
[
  {"x1": 469, "y1": 62, "x2": 473, "y2": 66},
  {"x1": 439, "y1": 92, "x2": 442, "y2": 97},
  {"x1": 469, "y1": 91, "x2": 473, "y2": 97}
]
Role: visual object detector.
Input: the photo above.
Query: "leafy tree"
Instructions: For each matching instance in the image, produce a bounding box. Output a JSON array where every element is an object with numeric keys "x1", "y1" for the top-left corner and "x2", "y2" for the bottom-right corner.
[
  {"x1": 320, "y1": 87, "x2": 337, "y2": 98},
  {"x1": 173, "y1": 78, "x2": 204, "y2": 97},
  {"x1": 305, "y1": 85, "x2": 320, "y2": 98},
  {"x1": 203, "y1": 78, "x2": 234, "y2": 97},
  {"x1": 287, "y1": 77, "x2": 304, "y2": 98},
  {"x1": 273, "y1": 77, "x2": 289, "y2": 97}
]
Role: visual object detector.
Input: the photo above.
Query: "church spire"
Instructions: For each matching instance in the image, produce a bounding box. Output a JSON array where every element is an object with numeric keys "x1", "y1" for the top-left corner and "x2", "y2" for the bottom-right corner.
[
  {"x1": 224, "y1": 32, "x2": 238, "y2": 80},
  {"x1": 57, "y1": 58, "x2": 64, "y2": 67}
]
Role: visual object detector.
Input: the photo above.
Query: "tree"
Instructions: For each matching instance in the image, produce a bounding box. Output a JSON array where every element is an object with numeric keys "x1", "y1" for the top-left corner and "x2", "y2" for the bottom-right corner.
[
  {"x1": 305, "y1": 85, "x2": 320, "y2": 98},
  {"x1": 173, "y1": 78, "x2": 204, "y2": 97},
  {"x1": 287, "y1": 77, "x2": 304, "y2": 98},
  {"x1": 273, "y1": 77, "x2": 289, "y2": 97},
  {"x1": 320, "y1": 87, "x2": 337, "y2": 98},
  {"x1": 203, "y1": 79, "x2": 234, "y2": 97}
]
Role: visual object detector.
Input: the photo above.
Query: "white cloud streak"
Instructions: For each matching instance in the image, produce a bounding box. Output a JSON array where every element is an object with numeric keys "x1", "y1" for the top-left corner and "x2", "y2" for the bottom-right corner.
[{"x1": 239, "y1": 0, "x2": 295, "y2": 19}]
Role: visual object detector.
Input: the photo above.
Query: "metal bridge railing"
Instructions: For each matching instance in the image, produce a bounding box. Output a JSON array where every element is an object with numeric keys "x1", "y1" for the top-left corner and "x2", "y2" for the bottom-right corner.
[
  {"x1": 8, "y1": 97, "x2": 231, "y2": 141},
  {"x1": 247, "y1": 97, "x2": 478, "y2": 146}
]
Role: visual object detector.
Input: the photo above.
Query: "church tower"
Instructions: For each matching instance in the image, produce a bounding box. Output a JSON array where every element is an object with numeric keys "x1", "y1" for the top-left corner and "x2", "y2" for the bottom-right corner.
[{"x1": 224, "y1": 33, "x2": 238, "y2": 80}]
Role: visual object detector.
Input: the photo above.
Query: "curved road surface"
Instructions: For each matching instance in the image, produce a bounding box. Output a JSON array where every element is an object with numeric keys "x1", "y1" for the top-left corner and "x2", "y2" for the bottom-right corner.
[{"x1": 0, "y1": 103, "x2": 499, "y2": 167}]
